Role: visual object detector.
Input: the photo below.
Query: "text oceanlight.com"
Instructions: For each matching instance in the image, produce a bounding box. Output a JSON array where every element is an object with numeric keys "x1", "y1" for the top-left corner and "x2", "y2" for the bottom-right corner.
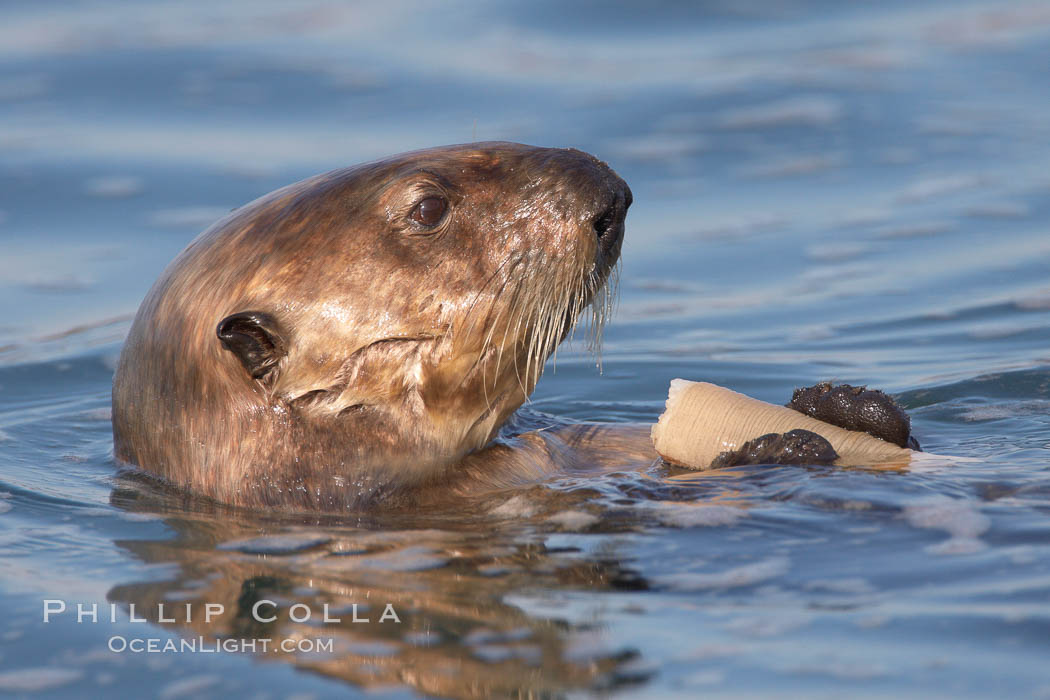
[{"x1": 107, "y1": 636, "x2": 334, "y2": 654}]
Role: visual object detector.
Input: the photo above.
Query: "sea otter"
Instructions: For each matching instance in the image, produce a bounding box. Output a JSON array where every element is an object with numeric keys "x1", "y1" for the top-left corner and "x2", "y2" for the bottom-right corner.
[{"x1": 112, "y1": 142, "x2": 915, "y2": 511}]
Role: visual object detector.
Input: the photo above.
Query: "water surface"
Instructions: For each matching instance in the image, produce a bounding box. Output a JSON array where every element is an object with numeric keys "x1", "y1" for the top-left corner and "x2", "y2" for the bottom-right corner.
[{"x1": 2, "y1": 1, "x2": 1050, "y2": 698}]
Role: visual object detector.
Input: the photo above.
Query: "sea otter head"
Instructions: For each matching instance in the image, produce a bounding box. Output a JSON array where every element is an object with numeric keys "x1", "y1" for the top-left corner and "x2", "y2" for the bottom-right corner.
[{"x1": 112, "y1": 142, "x2": 630, "y2": 509}]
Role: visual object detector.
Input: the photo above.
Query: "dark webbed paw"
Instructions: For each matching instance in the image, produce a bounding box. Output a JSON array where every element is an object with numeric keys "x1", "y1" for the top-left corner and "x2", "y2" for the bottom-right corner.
[
  {"x1": 787, "y1": 382, "x2": 920, "y2": 450},
  {"x1": 710, "y1": 429, "x2": 839, "y2": 468}
]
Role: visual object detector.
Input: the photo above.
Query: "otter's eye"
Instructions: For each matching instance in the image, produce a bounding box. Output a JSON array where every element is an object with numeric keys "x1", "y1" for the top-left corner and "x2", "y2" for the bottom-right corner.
[{"x1": 410, "y1": 196, "x2": 448, "y2": 227}]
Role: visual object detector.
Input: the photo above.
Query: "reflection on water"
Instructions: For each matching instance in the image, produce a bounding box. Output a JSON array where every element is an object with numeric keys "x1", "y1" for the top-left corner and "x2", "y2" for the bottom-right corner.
[
  {"x1": 2, "y1": 0, "x2": 1050, "y2": 698},
  {"x1": 102, "y1": 452, "x2": 765, "y2": 696},
  {"x1": 106, "y1": 481, "x2": 654, "y2": 697}
]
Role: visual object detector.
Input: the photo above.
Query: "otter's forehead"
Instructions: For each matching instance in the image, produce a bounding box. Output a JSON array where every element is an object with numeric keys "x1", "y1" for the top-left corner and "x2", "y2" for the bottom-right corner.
[
  {"x1": 271, "y1": 142, "x2": 542, "y2": 225},
  {"x1": 348, "y1": 141, "x2": 599, "y2": 186},
  {"x1": 377, "y1": 141, "x2": 551, "y2": 170}
]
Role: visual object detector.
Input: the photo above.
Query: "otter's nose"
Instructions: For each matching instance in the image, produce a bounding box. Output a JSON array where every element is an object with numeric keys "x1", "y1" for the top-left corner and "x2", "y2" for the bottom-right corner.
[
  {"x1": 538, "y1": 146, "x2": 632, "y2": 259},
  {"x1": 592, "y1": 179, "x2": 632, "y2": 254}
]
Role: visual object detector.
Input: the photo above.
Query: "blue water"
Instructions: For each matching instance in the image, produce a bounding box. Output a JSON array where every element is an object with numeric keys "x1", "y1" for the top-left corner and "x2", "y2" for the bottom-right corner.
[{"x1": 2, "y1": 1, "x2": 1050, "y2": 698}]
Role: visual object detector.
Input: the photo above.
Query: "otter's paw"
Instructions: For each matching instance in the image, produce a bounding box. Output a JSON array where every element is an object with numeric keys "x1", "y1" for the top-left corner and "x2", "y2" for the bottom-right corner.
[
  {"x1": 787, "y1": 382, "x2": 920, "y2": 450},
  {"x1": 710, "y1": 429, "x2": 839, "y2": 468}
]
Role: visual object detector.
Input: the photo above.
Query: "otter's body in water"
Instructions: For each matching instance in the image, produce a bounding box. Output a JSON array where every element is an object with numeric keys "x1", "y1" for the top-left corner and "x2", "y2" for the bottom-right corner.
[
  {"x1": 112, "y1": 142, "x2": 649, "y2": 510},
  {"x1": 113, "y1": 141, "x2": 919, "y2": 511}
]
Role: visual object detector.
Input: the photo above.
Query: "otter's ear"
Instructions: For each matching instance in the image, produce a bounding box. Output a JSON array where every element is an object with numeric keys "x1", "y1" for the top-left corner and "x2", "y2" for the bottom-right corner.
[{"x1": 216, "y1": 311, "x2": 285, "y2": 380}]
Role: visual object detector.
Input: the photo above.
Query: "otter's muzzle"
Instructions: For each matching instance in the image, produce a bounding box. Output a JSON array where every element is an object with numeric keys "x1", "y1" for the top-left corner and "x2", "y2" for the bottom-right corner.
[{"x1": 541, "y1": 147, "x2": 632, "y2": 262}]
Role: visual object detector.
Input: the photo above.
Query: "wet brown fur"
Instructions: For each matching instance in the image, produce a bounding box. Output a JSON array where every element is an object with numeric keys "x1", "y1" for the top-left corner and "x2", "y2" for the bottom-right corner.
[{"x1": 112, "y1": 142, "x2": 651, "y2": 511}]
